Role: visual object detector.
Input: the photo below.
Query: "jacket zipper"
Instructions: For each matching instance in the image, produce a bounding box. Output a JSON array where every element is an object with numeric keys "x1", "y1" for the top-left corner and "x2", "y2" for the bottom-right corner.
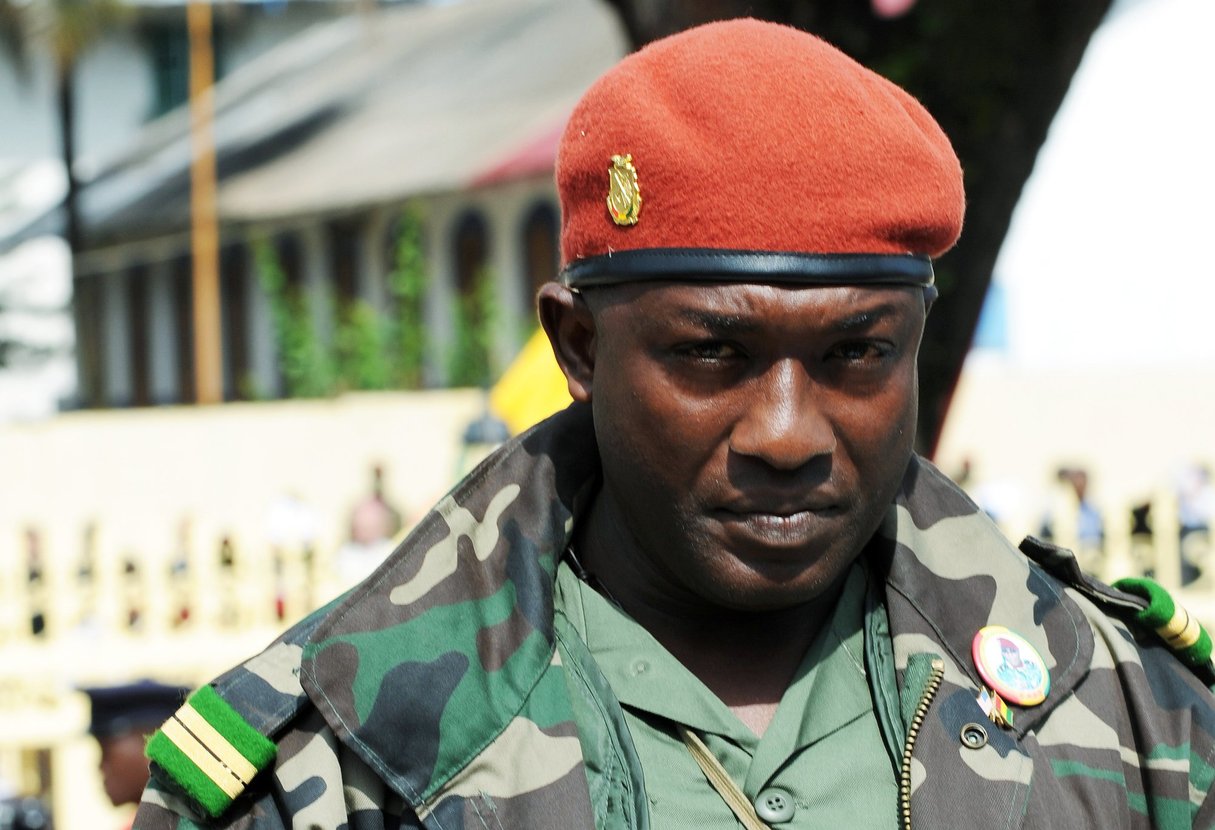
[{"x1": 899, "y1": 657, "x2": 945, "y2": 830}]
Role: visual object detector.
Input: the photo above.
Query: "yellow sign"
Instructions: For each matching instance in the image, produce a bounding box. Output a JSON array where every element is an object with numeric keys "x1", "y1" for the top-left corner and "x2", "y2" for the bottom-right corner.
[{"x1": 490, "y1": 329, "x2": 572, "y2": 435}]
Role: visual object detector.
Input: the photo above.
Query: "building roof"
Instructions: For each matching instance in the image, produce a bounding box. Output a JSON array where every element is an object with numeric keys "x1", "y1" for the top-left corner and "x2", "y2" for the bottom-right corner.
[{"x1": 14, "y1": 0, "x2": 625, "y2": 253}]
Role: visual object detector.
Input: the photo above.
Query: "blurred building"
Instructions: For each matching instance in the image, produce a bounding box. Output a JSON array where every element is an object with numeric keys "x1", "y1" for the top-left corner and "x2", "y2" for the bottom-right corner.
[
  {"x1": 0, "y1": 1, "x2": 374, "y2": 419},
  {"x1": 0, "y1": 1, "x2": 361, "y2": 167},
  {"x1": 0, "y1": 0, "x2": 626, "y2": 410}
]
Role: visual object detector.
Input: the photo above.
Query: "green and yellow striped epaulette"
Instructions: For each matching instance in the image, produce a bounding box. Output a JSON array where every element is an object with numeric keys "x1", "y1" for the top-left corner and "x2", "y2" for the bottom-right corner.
[
  {"x1": 1019, "y1": 536, "x2": 1215, "y2": 688},
  {"x1": 146, "y1": 684, "x2": 278, "y2": 818},
  {"x1": 144, "y1": 593, "x2": 345, "y2": 818},
  {"x1": 1112, "y1": 576, "x2": 1215, "y2": 683}
]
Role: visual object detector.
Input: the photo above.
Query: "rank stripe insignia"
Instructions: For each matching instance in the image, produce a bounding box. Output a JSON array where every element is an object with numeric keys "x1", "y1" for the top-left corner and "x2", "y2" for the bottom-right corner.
[
  {"x1": 159, "y1": 717, "x2": 245, "y2": 798},
  {"x1": 146, "y1": 684, "x2": 277, "y2": 818},
  {"x1": 1113, "y1": 576, "x2": 1214, "y2": 670},
  {"x1": 176, "y1": 702, "x2": 260, "y2": 785}
]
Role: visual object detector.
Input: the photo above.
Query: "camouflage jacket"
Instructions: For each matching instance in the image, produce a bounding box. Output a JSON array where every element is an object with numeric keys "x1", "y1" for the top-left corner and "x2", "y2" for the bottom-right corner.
[{"x1": 135, "y1": 404, "x2": 1215, "y2": 829}]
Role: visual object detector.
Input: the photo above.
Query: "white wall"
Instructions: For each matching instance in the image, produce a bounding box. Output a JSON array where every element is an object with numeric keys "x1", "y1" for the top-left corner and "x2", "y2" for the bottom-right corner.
[
  {"x1": 983, "y1": 0, "x2": 1215, "y2": 371},
  {"x1": 0, "y1": 388, "x2": 488, "y2": 553}
]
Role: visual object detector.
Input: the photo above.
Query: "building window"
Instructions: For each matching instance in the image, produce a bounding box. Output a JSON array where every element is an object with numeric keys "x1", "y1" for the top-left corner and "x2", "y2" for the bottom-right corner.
[
  {"x1": 328, "y1": 218, "x2": 362, "y2": 305},
  {"x1": 73, "y1": 276, "x2": 105, "y2": 408},
  {"x1": 275, "y1": 232, "x2": 304, "y2": 290},
  {"x1": 520, "y1": 201, "x2": 559, "y2": 311},
  {"x1": 267, "y1": 232, "x2": 304, "y2": 397},
  {"x1": 126, "y1": 265, "x2": 151, "y2": 407},
  {"x1": 140, "y1": 15, "x2": 228, "y2": 119},
  {"x1": 220, "y1": 244, "x2": 250, "y2": 401},
  {"x1": 451, "y1": 210, "x2": 489, "y2": 297},
  {"x1": 170, "y1": 254, "x2": 195, "y2": 403}
]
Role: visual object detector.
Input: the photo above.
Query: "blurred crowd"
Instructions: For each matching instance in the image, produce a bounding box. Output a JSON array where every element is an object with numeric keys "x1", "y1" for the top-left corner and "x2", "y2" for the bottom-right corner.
[{"x1": 959, "y1": 460, "x2": 1215, "y2": 586}]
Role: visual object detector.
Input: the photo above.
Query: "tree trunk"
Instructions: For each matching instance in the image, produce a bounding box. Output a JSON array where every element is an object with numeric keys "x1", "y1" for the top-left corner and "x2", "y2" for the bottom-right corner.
[
  {"x1": 57, "y1": 60, "x2": 80, "y2": 254},
  {"x1": 57, "y1": 57, "x2": 104, "y2": 406},
  {"x1": 598, "y1": 0, "x2": 1113, "y2": 454}
]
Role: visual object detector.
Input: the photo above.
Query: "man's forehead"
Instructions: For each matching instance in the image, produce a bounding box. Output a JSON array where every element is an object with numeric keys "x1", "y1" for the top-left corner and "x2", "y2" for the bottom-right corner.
[{"x1": 584, "y1": 280, "x2": 924, "y2": 324}]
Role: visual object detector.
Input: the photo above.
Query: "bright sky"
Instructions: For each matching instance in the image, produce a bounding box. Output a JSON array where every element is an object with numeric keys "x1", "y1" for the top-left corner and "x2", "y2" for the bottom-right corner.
[{"x1": 986, "y1": 0, "x2": 1215, "y2": 369}]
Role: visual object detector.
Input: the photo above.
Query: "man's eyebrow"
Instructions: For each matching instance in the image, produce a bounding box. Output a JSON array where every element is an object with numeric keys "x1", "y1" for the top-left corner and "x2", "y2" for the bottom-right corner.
[
  {"x1": 832, "y1": 302, "x2": 906, "y2": 332},
  {"x1": 673, "y1": 309, "x2": 760, "y2": 332}
]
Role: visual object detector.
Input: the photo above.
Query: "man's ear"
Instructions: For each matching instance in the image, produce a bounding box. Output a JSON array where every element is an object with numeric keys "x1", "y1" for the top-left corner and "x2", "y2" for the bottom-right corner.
[
  {"x1": 922, "y1": 285, "x2": 938, "y2": 316},
  {"x1": 537, "y1": 282, "x2": 596, "y2": 403}
]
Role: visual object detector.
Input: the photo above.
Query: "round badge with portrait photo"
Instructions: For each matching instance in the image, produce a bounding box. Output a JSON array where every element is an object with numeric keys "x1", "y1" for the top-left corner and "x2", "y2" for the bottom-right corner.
[{"x1": 972, "y1": 625, "x2": 1051, "y2": 706}]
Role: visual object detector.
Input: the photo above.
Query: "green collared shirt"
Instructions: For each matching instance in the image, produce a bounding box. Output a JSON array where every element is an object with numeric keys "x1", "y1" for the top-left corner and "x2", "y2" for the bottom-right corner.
[{"x1": 554, "y1": 561, "x2": 897, "y2": 828}]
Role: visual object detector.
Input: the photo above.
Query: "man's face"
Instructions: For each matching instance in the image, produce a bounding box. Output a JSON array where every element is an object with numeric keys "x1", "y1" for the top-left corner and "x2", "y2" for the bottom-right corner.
[
  {"x1": 97, "y1": 731, "x2": 152, "y2": 807},
  {"x1": 582, "y1": 281, "x2": 925, "y2": 612}
]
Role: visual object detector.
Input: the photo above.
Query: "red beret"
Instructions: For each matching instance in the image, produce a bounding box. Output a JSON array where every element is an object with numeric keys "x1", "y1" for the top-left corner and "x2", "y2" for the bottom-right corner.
[{"x1": 556, "y1": 19, "x2": 965, "y2": 288}]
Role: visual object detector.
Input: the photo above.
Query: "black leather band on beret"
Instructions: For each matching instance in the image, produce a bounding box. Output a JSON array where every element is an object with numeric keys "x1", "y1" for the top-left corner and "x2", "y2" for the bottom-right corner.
[{"x1": 560, "y1": 248, "x2": 935, "y2": 288}]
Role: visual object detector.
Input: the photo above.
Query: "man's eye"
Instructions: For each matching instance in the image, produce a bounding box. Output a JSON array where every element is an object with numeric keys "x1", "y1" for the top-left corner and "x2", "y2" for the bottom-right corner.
[
  {"x1": 827, "y1": 341, "x2": 891, "y2": 362},
  {"x1": 679, "y1": 341, "x2": 743, "y2": 361}
]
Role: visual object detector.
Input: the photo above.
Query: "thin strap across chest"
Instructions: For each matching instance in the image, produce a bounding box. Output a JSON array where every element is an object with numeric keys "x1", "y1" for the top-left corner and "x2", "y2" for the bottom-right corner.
[{"x1": 677, "y1": 725, "x2": 773, "y2": 830}]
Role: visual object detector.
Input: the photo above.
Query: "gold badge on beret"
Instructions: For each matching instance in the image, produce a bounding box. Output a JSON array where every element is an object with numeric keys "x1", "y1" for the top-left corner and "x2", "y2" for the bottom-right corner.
[{"x1": 607, "y1": 154, "x2": 642, "y2": 226}]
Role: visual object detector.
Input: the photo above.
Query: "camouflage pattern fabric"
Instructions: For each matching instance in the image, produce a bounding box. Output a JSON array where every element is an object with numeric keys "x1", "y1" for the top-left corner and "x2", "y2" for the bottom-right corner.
[{"x1": 133, "y1": 404, "x2": 1215, "y2": 829}]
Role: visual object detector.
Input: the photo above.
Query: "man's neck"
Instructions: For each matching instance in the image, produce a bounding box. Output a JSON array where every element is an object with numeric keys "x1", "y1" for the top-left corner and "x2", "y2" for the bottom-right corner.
[
  {"x1": 643, "y1": 601, "x2": 833, "y2": 737},
  {"x1": 575, "y1": 493, "x2": 842, "y2": 737}
]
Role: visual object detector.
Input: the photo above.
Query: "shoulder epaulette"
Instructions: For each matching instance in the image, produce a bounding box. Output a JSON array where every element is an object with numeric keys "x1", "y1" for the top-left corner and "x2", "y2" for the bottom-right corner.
[
  {"x1": 1019, "y1": 536, "x2": 1144, "y2": 612},
  {"x1": 146, "y1": 684, "x2": 278, "y2": 818},
  {"x1": 1112, "y1": 576, "x2": 1215, "y2": 675},
  {"x1": 144, "y1": 597, "x2": 342, "y2": 818},
  {"x1": 1019, "y1": 536, "x2": 1215, "y2": 687}
]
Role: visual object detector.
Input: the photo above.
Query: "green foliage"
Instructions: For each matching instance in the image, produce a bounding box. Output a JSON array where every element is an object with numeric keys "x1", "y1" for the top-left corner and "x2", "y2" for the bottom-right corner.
[
  {"x1": 0, "y1": 1, "x2": 29, "y2": 79},
  {"x1": 447, "y1": 267, "x2": 499, "y2": 388},
  {"x1": 334, "y1": 299, "x2": 392, "y2": 391},
  {"x1": 0, "y1": 0, "x2": 129, "y2": 73},
  {"x1": 253, "y1": 237, "x2": 336, "y2": 398},
  {"x1": 385, "y1": 206, "x2": 428, "y2": 388},
  {"x1": 253, "y1": 204, "x2": 514, "y2": 397},
  {"x1": 46, "y1": 0, "x2": 130, "y2": 69},
  {"x1": 237, "y1": 371, "x2": 265, "y2": 402},
  {"x1": 252, "y1": 205, "x2": 445, "y2": 398}
]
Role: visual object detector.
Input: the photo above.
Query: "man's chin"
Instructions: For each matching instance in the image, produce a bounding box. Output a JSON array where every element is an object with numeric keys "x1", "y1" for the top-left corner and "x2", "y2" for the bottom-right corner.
[{"x1": 696, "y1": 565, "x2": 852, "y2": 614}]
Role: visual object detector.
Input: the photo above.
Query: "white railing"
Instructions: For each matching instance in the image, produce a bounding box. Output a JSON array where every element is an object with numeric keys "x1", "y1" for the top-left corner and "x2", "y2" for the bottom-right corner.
[
  {"x1": 0, "y1": 527, "x2": 354, "y2": 828},
  {"x1": 3, "y1": 392, "x2": 1213, "y2": 824},
  {"x1": 979, "y1": 483, "x2": 1215, "y2": 623},
  {"x1": 0, "y1": 389, "x2": 491, "y2": 826}
]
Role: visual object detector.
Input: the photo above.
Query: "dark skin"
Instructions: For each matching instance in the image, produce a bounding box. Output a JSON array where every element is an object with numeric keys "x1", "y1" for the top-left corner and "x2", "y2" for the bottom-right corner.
[
  {"x1": 539, "y1": 280, "x2": 928, "y2": 736},
  {"x1": 97, "y1": 729, "x2": 153, "y2": 807}
]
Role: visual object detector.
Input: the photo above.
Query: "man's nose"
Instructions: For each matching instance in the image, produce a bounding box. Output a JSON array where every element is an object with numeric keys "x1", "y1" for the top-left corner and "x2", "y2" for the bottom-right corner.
[{"x1": 728, "y1": 361, "x2": 835, "y2": 470}]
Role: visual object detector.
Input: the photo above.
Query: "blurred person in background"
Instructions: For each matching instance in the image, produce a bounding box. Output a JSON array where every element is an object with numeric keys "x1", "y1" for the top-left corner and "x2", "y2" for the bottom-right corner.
[
  {"x1": 82, "y1": 681, "x2": 190, "y2": 817},
  {"x1": 1179, "y1": 464, "x2": 1215, "y2": 539},
  {"x1": 1059, "y1": 466, "x2": 1105, "y2": 547},
  {"x1": 1177, "y1": 462, "x2": 1215, "y2": 584},
  {"x1": 333, "y1": 464, "x2": 404, "y2": 588},
  {"x1": 1039, "y1": 465, "x2": 1105, "y2": 579},
  {"x1": 132, "y1": 19, "x2": 1215, "y2": 829}
]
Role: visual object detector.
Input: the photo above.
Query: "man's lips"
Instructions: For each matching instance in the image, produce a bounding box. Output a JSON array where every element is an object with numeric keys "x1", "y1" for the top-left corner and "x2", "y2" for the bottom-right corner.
[
  {"x1": 713, "y1": 501, "x2": 844, "y2": 546},
  {"x1": 717, "y1": 492, "x2": 842, "y2": 517}
]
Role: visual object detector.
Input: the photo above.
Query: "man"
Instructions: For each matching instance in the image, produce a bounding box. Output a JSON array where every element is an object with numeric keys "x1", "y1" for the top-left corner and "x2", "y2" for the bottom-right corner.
[
  {"x1": 83, "y1": 680, "x2": 190, "y2": 810},
  {"x1": 134, "y1": 19, "x2": 1215, "y2": 829}
]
